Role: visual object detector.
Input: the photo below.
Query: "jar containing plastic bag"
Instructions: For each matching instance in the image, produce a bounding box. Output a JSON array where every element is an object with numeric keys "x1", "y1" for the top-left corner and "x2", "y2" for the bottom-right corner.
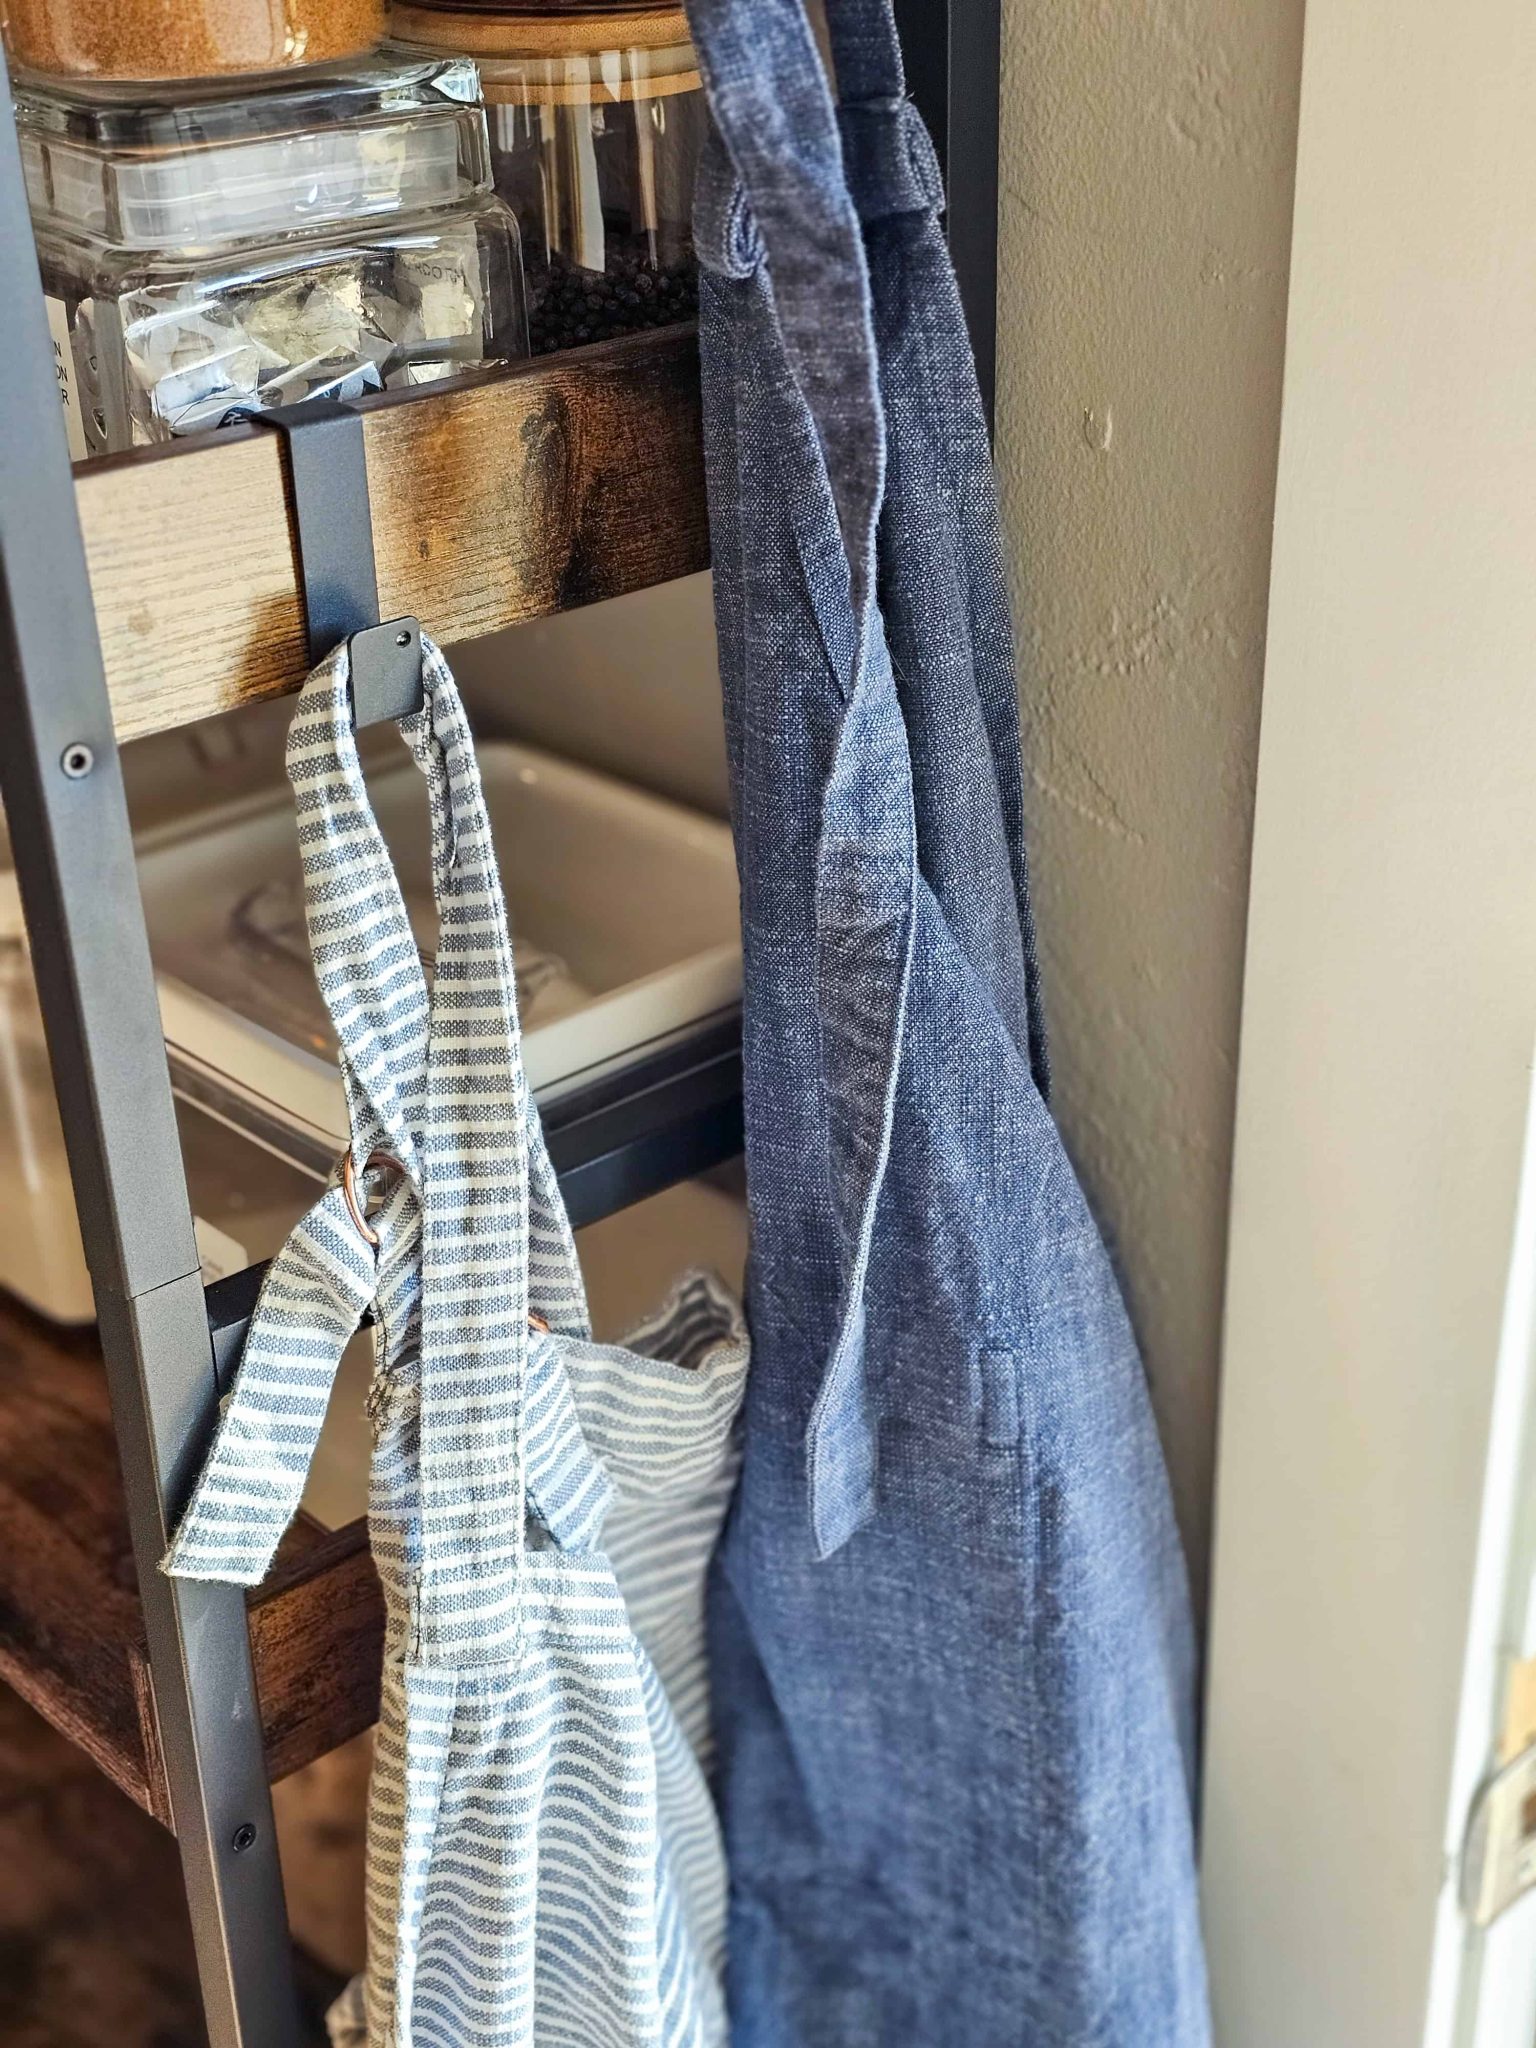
[{"x1": 19, "y1": 55, "x2": 527, "y2": 454}]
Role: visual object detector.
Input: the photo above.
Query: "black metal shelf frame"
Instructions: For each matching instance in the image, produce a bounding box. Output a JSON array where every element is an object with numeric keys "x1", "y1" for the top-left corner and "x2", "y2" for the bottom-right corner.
[
  {"x1": 0, "y1": 43, "x2": 300, "y2": 2041},
  {"x1": 0, "y1": 8, "x2": 997, "y2": 2043},
  {"x1": 895, "y1": 0, "x2": 1001, "y2": 430}
]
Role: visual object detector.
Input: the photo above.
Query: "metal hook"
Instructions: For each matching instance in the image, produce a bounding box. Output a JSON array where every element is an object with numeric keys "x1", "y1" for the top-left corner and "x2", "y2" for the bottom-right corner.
[{"x1": 255, "y1": 398, "x2": 424, "y2": 729}]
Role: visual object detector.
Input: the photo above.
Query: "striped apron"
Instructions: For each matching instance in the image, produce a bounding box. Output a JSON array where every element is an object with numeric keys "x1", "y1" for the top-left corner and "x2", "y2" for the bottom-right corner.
[{"x1": 164, "y1": 637, "x2": 745, "y2": 2048}]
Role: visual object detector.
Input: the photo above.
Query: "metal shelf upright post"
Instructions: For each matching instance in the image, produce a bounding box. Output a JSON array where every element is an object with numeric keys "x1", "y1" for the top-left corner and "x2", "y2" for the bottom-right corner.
[{"x1": 0, "y1": 38, "x2": 302, "y2": 2048}]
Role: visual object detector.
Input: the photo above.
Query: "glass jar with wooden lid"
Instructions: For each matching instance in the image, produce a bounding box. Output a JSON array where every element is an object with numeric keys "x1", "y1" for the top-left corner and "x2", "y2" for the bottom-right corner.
[
  {"x1": 0, "y1": 0, "x2": 385, "y2": 81},
  {"x1": 388, "y1": 3, "x2": 702, "y2": 354}
]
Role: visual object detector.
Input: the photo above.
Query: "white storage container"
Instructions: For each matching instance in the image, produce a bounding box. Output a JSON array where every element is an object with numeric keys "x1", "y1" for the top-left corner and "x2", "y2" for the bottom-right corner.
[
  {"x1": 140, "y1": 737, "x2": 742, "y2": 1172},
  {"x1": 0, "y1": 877, "x2": 96, "y2": 1320}
]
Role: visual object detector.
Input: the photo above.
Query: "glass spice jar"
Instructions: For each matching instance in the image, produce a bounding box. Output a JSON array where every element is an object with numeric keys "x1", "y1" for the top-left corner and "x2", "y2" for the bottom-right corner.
[
  {"x1": 388, "y1": 4, "x2": 703, "y2": 354},
  {"x1": 18, "y1": 56, "x2": 528, "y2": 455},
  {"x1": 0, "y1": 0, "x2": 385, "y2": 81}
]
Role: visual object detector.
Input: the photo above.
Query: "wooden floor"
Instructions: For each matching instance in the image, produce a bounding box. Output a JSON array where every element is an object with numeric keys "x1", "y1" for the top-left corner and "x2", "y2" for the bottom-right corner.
[{"x1": 0, "y1": 1684, "x2": 337, "y2": 2048}]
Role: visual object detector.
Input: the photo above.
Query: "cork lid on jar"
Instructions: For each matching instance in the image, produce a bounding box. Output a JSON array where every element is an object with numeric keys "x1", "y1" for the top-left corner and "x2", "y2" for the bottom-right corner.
[{"x1": 389, "y1": 3, "x2": 697, "y2": 96}]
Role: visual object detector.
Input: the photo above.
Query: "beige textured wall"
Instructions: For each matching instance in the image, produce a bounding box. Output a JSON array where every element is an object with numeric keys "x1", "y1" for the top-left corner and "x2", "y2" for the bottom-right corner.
[{"x1": 994, "y1": 0, "x2": 1304, "y2": 1596}]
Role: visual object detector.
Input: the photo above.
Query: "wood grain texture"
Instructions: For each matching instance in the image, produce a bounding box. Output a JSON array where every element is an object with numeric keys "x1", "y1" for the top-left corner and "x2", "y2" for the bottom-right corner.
[
  {"x1": 79, "y1": 325, "x2": 708, "y2": 744},
  {"x1": 0, "y1": 1309, "x2": 161, "y2": 1816},
  {"x1": 0, "y1": 1293, "x2": 384, "y2": 1828},
  {"x1": 247, "y1": 1520, "x2": 384, "y2": 1784}
]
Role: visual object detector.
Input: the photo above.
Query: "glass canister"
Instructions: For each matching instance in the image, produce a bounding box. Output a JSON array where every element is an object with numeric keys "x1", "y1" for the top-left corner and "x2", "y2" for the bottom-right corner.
[
  {"x1": 18, "y1": 56, "x2": 528, "y2": 455},
  {"x1": 388, "y1": 5, "x2": 702, "y2": 354},
  {"x1": 0, "y1": 0, "x2": 385, "y2": 81}
]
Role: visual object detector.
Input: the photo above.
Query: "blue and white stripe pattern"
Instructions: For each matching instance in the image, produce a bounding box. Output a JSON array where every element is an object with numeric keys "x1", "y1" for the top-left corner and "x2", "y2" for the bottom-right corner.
[{"x1": 163, "y1": 636, "x2": 747, "y2": 2047}]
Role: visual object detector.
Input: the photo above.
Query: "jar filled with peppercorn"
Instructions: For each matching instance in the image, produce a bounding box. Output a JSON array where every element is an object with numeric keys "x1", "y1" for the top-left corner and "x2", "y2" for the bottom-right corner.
[{"x1": 387, "y1": 3, "x2": 702, "y2": 354}]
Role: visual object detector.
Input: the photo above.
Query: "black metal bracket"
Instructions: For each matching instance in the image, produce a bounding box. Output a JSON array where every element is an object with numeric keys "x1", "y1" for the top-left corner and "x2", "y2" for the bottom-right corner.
[
  {"x1": 545, "y1": 1013, "x2": 744, "y2": 1230},
  {"x1": 893, "y1": 0, "x2": 1001, "y2": 431},
  {"x1": 256, "y1": 400, "x2": 424, "y2": 729}
]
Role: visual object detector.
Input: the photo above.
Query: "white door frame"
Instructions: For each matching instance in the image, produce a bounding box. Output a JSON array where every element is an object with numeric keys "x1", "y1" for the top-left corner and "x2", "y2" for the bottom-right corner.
[
  {"x1": 1200, "y1": 1, "x2": 1536, "y2": 2042},
  {"x1": 1422, "y1": 1066, "x2": 1536, "y2": 2048}
]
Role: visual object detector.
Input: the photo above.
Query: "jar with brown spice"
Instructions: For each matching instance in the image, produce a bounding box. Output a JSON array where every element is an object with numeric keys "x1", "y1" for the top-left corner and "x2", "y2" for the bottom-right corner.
[
  {"x1": 0, "y1": 0, "x2": 385, "y2": 82},
  {"x1": 19, "y1": 56, "x2": 529, "y2": 454},
  {"x1": 388, "y1": 4, "x2": 703, "y2": 354}
]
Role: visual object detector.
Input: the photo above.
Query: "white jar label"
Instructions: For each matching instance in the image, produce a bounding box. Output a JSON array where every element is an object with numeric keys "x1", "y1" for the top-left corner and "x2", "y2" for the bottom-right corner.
[{"x1": 43, "y1": 295, "x2": 87, "y2": 462}]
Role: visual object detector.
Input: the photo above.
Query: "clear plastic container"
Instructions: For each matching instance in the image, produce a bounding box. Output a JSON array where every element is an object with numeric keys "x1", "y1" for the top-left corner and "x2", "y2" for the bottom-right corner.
[
  {"x1": 17, "y1": 56, "x2": 528, "y2": 453},
  {"x1": 0, "y1": 0, "x2": 384, "y2": 81},
  {"x1": 0, "y1": 872, "x2": 323, "y2": 1322},
  {"x1": 388, "y1": 5, "x2": 702, "y2": 353}
]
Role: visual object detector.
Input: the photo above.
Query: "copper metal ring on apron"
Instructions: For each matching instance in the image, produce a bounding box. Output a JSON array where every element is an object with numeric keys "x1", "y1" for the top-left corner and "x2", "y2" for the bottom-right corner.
[
  {"x1": 341, "y1": 1146, "x2": 402, "y2": 1247},
  {"x1": 339, "y1": 1146, "x2": 551, "y2": 1334}
]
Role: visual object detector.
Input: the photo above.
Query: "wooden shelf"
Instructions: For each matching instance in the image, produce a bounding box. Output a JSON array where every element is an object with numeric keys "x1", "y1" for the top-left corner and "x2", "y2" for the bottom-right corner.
[
  {"x1": 0, "y1": 1293, "x2": 382, "y2": 1828},
  {"x1": 78, "y1": 325, "x2": 708, "y2": 747}
]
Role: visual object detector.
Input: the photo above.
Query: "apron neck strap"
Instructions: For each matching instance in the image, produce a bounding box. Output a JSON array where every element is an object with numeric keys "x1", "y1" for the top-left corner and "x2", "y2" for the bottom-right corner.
[
  {"x1": 688, "y1": 0, "x2": 938, "y2": 1557},
  {"x1": 285, "y1": 636, "x2": 588, "y2": 1659},
  {"x1": 823, "y1": 0, "x2": 906, "y2": 104},
  {"x1": 685, "y1": 0, "x2": 886, "y2": 617}
]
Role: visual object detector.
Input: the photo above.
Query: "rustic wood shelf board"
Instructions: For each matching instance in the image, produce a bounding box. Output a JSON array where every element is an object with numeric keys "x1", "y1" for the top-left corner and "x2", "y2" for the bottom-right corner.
[
  {"x1": 0, "y1": 1294, "x2": 383, "y2": 1827},
  {"x1": 78, "y1": 326, "x2": 708, "y2": 745},
  {"x1": 0, "y1": 1309, "x2": 163, "y2": 1816}
]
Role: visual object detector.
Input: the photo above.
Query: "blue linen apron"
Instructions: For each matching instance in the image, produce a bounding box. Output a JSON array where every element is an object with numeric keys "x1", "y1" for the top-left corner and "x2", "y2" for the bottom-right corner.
[{"x1": 681, "y1": 1, "x2": 1212, "y2": 2040}]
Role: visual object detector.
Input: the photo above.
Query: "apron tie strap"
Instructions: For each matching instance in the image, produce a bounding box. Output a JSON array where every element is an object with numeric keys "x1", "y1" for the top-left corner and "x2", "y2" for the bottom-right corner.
[
  {"x1": 687, "y1": 0, "x2": 926, "y2": 1556},
  {"x1": 162, "y1": 1184, "x2": 379, "y2": 1584},
  {"x1": 166, "y1": 1183, "x2": 612, "y2": 1593}
]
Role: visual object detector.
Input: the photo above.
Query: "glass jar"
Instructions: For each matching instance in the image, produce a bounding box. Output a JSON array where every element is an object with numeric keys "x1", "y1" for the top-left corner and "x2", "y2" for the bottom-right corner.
[
  {"x1": 388, "y1": 5, "x2": 702, "y2": 354},
  {"x1": 18, "y1": 55, "x2": 528, "y2": 454},
  {"x1": 1, "y1": 0, "x2": 385, "y2": 81}
]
